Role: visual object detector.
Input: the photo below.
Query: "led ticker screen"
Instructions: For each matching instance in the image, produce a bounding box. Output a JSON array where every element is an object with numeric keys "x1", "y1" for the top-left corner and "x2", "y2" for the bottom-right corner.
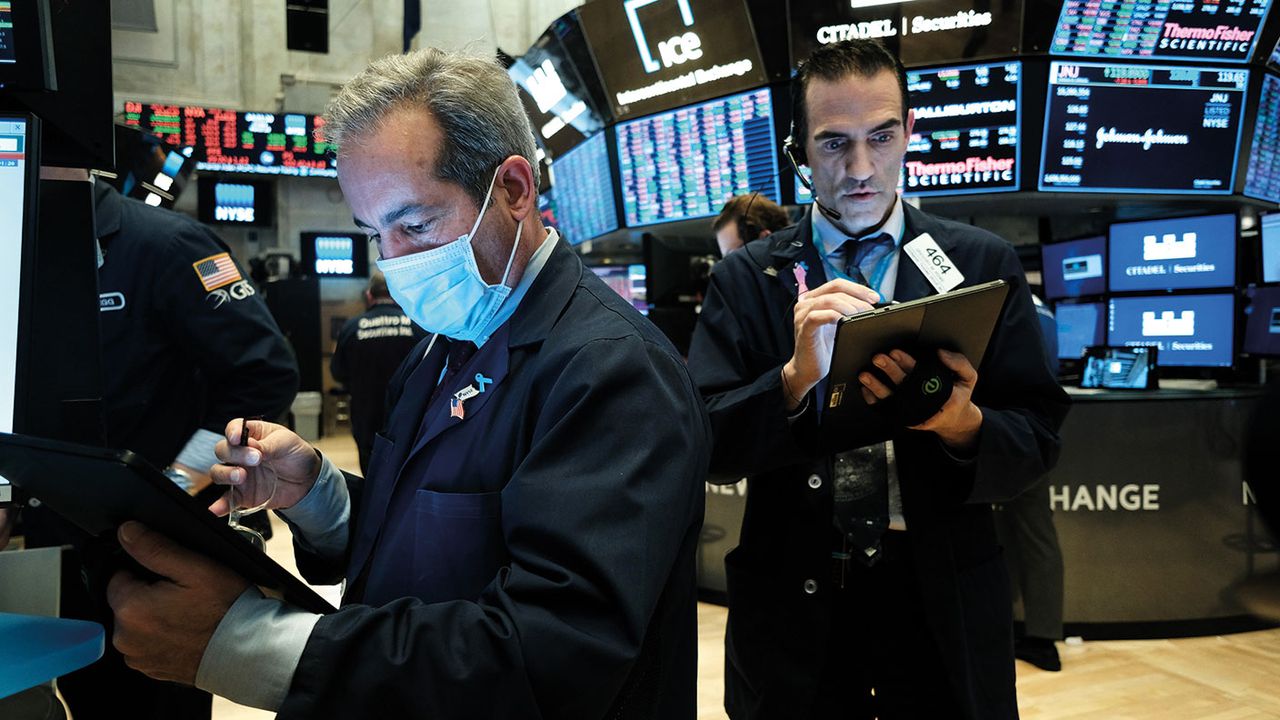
[
  {"x1": 617, "y1": 87, "x2": 780, "y2": 226},
  {"x1": 123, "y1": 102, "x2": 337, "y2": 178},
  {"x1": 1043, "y1": 236, "x2": 1107, "y2": 299},
  {"x1": 1039, "y1": 62, "x2": 1247, "y2": 194},
  {"x1": 1244, "y1": 285, "x2": 1280, "y2": 355},
  {"x1": 1108, "y1": 293, "x2": 1234, "y2": 367},
  {"x1": 1055, "y1": 301, "x2": 1107, "y2": 360},
  {"x1": 904, "y1": 61, "x2": 1021, "y2": 197},
  {"x1": 549, "y1": 131, "x2": 619, "y2": 244},
  {"x1": 787, "y1": 0, "x2": 1023, "y2": 68},
  {"x1": 1108, "y1": 213, "x2": 1236, "y2": 292},
  {"x1": 1245, "y1": 74, "x2": 1280, "y2": 204},
  {"x1": 0, "y1": 2, "x2": 16, "y2": 64},
  {"x1": 1051, "y1": 0, "x2": 1271, "y2": 63}
]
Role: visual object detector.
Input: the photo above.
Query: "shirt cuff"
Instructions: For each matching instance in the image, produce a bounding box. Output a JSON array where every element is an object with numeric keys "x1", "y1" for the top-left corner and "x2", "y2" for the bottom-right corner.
[
  {"x1": 196, "y1": 586, "x2": 321, "y2": 711},
  {"x1": 935, "y1": 434, "x2": 980, "y2": 465},
  {"x1": 277, "y1": 453, "x2": 351, "y2": 558},
  {"x1": 174, "y1": 429, "x2": 224, "y2": 475}
]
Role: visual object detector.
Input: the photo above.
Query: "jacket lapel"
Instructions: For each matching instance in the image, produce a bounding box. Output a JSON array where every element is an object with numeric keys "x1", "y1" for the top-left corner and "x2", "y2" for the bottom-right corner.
[
  {"x1": 405, "y1": 326, "x2": 512, "y2": 461},
  {"x1": 894, "y1": 203, "x2": 959, "y2": 302}
]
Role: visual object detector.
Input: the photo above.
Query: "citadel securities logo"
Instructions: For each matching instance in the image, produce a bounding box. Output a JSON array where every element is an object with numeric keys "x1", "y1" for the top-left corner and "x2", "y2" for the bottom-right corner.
[
  {"x1": 1142, "y1": 310, "x2": 1195, "y2": 337},
  {"x1": 626, "y1": 0, "x2": 701, "y2": 74},
  {"x1": 1095, "y1": 127, "x2": 1190, "y2": 151},
  {"x1": 1143, "y1": 232, "x2": 1197, "y2": 261}
]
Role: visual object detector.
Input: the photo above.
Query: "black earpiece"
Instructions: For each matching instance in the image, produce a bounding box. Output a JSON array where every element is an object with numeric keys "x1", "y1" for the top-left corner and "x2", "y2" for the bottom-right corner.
[{"x1": 782, "y1": 125, "x2": 842, "y2": 223}]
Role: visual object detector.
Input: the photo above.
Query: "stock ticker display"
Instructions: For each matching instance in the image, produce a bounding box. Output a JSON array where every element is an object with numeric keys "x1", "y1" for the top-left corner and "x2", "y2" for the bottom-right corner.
[
  {"x1": 549, "y1": 131, "x2": 619, "y2": 244},
  {"x1": 1051, "y1": 0, "x2": 1272, "y2": 63},
  {"x1": 616, "y1": 87, "x2": 779, "y2": 226},
  {"x1": 0, "y1": 2, "x2": 16, "y2": 64},
  {"x1": 904, "y1": 61, "x2": 1021, "y2": 197},
  {"x1": 123, "y1": 102, "x2": 337, "y2": 178},
  {"x1": 1245, "y1": 74, "x2": 1280, "y2": 204},
  {"x1": 1039, "y1": 62, "x2": 1247, "y2": 193}
]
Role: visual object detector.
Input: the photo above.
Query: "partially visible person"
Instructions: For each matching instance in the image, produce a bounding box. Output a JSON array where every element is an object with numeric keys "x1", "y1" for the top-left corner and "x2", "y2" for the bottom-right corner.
[
  {"x1": 19, "y1": 179, "x2": 299, "y2": 720},
  {"x1": 0, "y1": 507, "x2": 11, "y2": 549},
  {"x1": 995, "y1": 293, "x2": 1066, "y2": 672},
  {"x1": 712, "y1": 193, "x2": 791, "y2": 257},
  {"x1": 102, "y1": 47, "x2": 709, "y2": 718},
  {"x1": 330, "y1": 270, "x2": 425, "y2": 474}
]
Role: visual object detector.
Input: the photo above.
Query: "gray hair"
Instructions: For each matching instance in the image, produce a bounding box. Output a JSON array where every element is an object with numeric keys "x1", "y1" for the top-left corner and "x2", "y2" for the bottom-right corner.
[{"x1": 323, "y1": 48, "x2": 540, "y2": 206}]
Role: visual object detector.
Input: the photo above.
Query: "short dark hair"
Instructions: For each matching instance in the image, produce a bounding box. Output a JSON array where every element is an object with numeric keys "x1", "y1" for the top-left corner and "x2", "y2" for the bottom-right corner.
[
  {"x1": 712, "y1": 194, "x2": 791, "y2": 240},
  {"x1": 790, "y1": 39, "x2": 909, "y2": 158},
  {"x1": 367, "y1": 270, "x2": 390, "y2": 299}
]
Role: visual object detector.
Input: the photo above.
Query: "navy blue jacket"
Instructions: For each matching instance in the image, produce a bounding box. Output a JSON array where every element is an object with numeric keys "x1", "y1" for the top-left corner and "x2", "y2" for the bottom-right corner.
[
  {"x1": 688, "y1": 205, "x2": 1070, "y2": 719},
  {"x1": 280, "y1": 239, "x2": 710, "y2": 719}
]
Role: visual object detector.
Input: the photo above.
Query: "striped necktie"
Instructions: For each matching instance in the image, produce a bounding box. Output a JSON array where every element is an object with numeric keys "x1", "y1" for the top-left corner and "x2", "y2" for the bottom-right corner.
[{"x1": 841, "y1": 232, "x2": 896, "y2": 290}]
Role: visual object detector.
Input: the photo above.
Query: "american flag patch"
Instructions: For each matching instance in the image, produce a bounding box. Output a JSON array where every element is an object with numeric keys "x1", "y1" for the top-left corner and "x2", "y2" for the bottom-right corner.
[{"x1": 193, "y1": 253, "x2": 242, "y2": 292}]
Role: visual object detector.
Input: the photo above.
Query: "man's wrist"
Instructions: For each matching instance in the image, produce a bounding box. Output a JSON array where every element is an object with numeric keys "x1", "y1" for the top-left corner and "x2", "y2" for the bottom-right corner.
[
  {"x1": 781, "y1": 361, "x2": 814, "y2": 412},
  {"x1": 937, "y1": 404, "x2": 983, "y2": 451}
]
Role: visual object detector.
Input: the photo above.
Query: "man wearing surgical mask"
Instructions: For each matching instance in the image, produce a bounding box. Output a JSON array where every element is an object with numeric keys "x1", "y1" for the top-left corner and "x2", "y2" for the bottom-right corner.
[{"x1": 103, "y1": 48, "x2": 711, "y2": 719}]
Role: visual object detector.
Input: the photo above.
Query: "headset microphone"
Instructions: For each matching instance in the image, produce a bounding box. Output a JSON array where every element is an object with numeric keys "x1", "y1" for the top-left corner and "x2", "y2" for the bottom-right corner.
[{"x1": 783, "y1": 133, "x2": 843, "y2": 223}]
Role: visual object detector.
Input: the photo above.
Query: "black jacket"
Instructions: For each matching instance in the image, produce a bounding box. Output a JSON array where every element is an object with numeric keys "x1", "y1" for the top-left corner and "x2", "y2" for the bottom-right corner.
[
  {"x1": 95, "y1": 182, "x2": 297, "y2": 467},
  {"x1": 688, "y1": 205, "x2": 1071, "y2": 719},
  {"x1": 279, "y1": 240, "x2": 710, "y2": 719}
]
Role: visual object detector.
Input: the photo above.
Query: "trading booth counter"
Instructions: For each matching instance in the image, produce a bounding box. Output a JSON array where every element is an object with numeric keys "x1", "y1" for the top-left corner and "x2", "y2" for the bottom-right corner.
[
  {"x1": 1051, "y1": 385, "x2": 1275, "y2": 638},
  {"x1": 697, "y1": 385, "x2": 1279, "y2": 639}
]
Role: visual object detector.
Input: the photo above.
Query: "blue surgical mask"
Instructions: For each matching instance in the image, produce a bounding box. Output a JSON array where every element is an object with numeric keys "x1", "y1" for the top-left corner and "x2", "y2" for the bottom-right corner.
[{"x1": 376, "y1": 168, "x2": 523, "y2": 342}]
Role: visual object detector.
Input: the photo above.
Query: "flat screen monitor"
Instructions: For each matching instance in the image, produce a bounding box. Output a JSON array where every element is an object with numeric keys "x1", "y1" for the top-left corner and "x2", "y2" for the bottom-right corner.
[
  {"x1": 124, "y1": 103, "x2": 337, "y2": 178},
  {"x1": 1271, "y1": 36, "x2": 1280, "y2": 68},
  {"x1": 0, "y1": 0, "x2": 54, "y2": 91},
  {"x1": 904, "y1": 61, "x2": 1021, "y2": 197},
  {"x1": 1263, "y1": 212, "x2": 1280, "y2": 283},
  {"x1": 1080, "y1": 346, "x2": 1159, "y2": 389},
  {"x1": 1039, "y1": 62, "x2": 1247, "y2": 194},
  {"x1": 617, "y1": 87, "x2": 780, "y2": 226},
  {"x1": 1055, "y1": 301, "x2": 1107, "y2": 360},
  {"x1": 1042, "y1": 236, "x2": 1106, "y2": 299},
  {"x1": 1108, "y1": 213, "x2": 1236, "y2": 292},
  {"x1": 577, "y1": 0, "x2": 768, "y2": 120},
  {"x1": 1244, "y1": 73, "x2": 1280, "y2": 204},
  {"x1": 1050, "y1": 0, "x2": 1272, "y2": 63},
  {"x1": 787, "y1": 0, "x2": 1023, "y2": 68},
  {"x1": 1244, "y1": 285, "x2": 1280, "y2": 355},
  {"x1": 197, "y1": 177, "x2": 275, "y2": 227},
  {"x1": 1107, "y1": 293, "x2": 1235, "y2": 367},
  {"x1": 0, "y1": 115, "x2": 35, "y2": 436},
  {"x1": 508, "y1": 20, "x2": 609, "y2": 159},
  {"x1": 549, "y1": 131, "x2": 619, "y2": 244},
  {"x1": 588, "y1": 264, "x2": 648, "y2": 314},
  {"x1": 300, "y1": 232, "x2": 369, "y2": 278}
]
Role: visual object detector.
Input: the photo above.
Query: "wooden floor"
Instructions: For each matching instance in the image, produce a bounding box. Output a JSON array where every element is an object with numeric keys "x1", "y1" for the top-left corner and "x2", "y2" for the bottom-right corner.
[{"x1": 209, "y1": 435, "x2": 1280, "y2": 720}]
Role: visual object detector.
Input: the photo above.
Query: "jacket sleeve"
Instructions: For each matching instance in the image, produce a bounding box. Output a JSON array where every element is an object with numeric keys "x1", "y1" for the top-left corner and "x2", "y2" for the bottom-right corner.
[
  {"x1": 962, "y1": 244, "x2": 1071, "y2": 504},
  {"x1": 158, "y1": 224, "x2": 300, "y2": 429},
  {"x1": 688, "y1": 259, "x2": 821, "y2": 478},
  {"x1": 275, "y1": 336, "x2": 710, "y2": 719}
]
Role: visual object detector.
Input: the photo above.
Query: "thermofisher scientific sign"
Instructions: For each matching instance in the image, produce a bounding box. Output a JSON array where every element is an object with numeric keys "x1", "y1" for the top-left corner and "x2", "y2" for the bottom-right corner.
[
  {"x1": 1051, "y1": 0, "x2": 1272, "y2": 64},
  {"x1": 578, "y1": 0, "x2": 767, "y2": 120},
  {"x1": 1039, "y1": 62, "x2": 1247, "y2": 193},
  {"x1": 788, "y1": 0, "x2": 1022, "y2": 68},
  {"x1": 904, "y1": 61, "x2": 1021, "y2": 196}
]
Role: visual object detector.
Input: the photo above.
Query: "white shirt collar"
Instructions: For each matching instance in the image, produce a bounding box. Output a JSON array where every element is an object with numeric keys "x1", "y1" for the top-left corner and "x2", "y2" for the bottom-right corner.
[{"x1": 811, "y1": 194, "x2": 906, "y2": 259}]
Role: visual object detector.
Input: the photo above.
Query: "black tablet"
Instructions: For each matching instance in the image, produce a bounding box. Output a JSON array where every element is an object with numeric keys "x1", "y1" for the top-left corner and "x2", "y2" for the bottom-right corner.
[
  {"x1": 825, "y1": 279, "x2": 1010, "y2": 412},
  {"x1": 0, "y1": 432, "x2": 337, "y2": 614},
  {"x1": 1079, "y1": 346, "x2": 1159, "y2": 390}
]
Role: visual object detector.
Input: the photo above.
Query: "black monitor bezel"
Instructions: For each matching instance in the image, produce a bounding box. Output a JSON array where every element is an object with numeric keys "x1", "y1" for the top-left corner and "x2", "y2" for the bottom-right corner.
[
  {"x1": 0, "y1": 0, "x2": 55, "y2": 92},
  {"x1": 2, "y1": 113, "x2": 41, "y2": 433}
]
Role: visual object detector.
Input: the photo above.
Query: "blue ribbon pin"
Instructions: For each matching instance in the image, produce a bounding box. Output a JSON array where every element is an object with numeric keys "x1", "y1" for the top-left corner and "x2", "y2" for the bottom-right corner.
[{"x1": 475, "y1": 373, "x2": 493, "y2": 393}]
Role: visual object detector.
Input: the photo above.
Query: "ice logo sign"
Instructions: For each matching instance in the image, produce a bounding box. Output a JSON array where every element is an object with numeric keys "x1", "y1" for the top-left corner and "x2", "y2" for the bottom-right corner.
[
  {"x1": 1142, "y1": 310, "x2": 1195, "y2": 337},
  {"x1": 1143, "y1": 232, "x2": 1196, "y2": 261},
  {"x1": 626, "y1": 0, "x2": 702, "y2": 74}
]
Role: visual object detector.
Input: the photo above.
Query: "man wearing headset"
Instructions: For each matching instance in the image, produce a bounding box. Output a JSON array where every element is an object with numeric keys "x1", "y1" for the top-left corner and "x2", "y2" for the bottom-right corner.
[
  {"x1": 688, "y1": 39, "x2": 1070, "y2": 718},
  {"x1": 711, "y1": 194, "x2": 792, "y2": 257}
]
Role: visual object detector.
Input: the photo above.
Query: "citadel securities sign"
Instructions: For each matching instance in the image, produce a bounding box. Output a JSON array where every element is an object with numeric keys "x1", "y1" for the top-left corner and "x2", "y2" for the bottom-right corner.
[
  {"x1": 577, "y1": 0, "x2": 767, "y2": 120},
  {"x1": 789, "y1": 0, "x2": 1022, "y2": 68}
]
